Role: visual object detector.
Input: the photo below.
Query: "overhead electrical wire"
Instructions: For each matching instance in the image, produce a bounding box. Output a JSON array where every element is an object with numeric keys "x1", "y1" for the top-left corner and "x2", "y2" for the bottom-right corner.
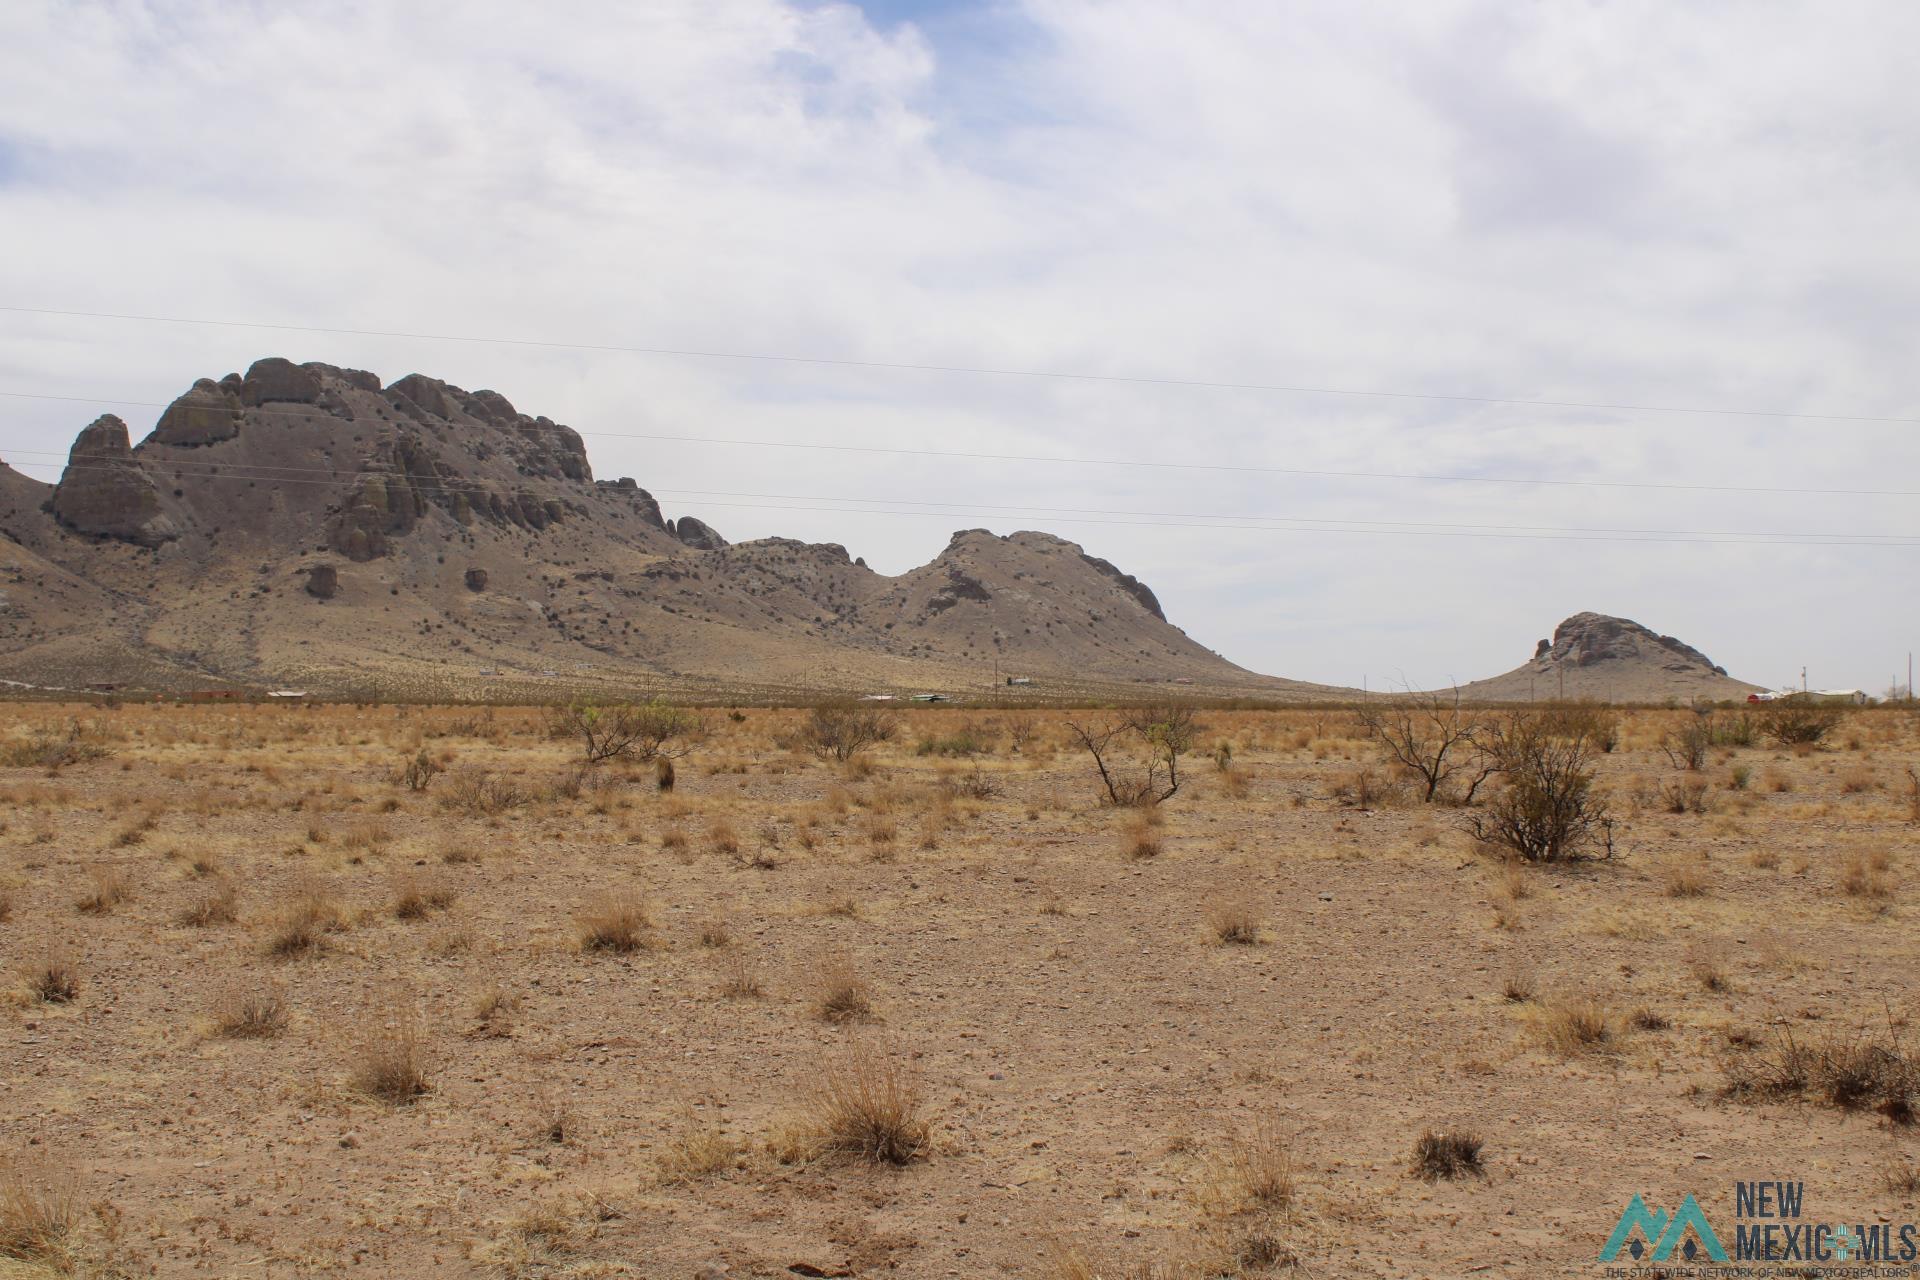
[
  {"x1": 2, "y1": 388, "x2": 1917, "y2": 498},
  {"x1": 7, "y1": 454, "x2": 1919, "y2": 549},
  {"x1": 3, "y1": 303, "x2": 1915, "y2": 425}
]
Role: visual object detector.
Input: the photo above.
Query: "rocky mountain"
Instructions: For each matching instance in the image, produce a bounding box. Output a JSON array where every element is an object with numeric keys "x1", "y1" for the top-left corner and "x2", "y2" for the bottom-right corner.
[
  {"x1": 1452, "y1": 612, "x2": 1762, "y2": 703},
  {"x1": 0, "y1": 358, "x2": 1293, "y2": 700}
]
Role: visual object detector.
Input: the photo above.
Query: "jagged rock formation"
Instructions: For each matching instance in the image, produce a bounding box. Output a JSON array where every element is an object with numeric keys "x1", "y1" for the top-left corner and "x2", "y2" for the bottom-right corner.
[
  {"x1": 1455, "y1": 612, "x2": 1759, "y2": 702},
  {"x1": 673, "y1": 516, "x2": 728, "y2": 551},
  {"x1": 50, "y1": 415, "x2": 179, "y2": 547},
  {"x1": 0, "y1": 357, "x2": 1290, "y2": 699}
]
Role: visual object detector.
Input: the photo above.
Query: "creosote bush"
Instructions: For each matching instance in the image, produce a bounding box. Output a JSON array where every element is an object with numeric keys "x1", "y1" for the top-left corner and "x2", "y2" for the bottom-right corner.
[
  {"x1": 551, "y1": 698, "x2": 708, "y2": 765},
  {"x1": 1463, "y1": 713, "x2": 1612, "y2": 863},
  {"x1": 796, "y1": 701, "x2": 898, "y2": 762}
]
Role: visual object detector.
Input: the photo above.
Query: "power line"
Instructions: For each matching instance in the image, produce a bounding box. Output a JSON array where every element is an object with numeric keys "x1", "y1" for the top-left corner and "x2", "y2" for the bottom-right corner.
[
  {"x1": 8, "y1": 456, "x2": 1920, "y2": 549},
  {"x1": 3, "y1": 445, "x2": 1917, "y2": 543},
  {"x1": 4, "y1": 302, "x2": 1916, "y2": 426},
  {"x1": 4, "y1": 388, "x2": 1918, "y2": 498}
]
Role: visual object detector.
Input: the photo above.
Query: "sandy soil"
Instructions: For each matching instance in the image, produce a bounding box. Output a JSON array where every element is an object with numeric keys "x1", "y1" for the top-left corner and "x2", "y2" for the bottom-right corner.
[{"x1": 1, "y1": 702, "x2": 1917, "y2": 1278}]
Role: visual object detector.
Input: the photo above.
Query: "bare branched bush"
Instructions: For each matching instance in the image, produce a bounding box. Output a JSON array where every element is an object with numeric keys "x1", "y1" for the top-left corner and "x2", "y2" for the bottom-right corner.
[
  {"x1": 796, "y1": 701, "x2": 898, "y2": 762},
  {"x1": 1066, "y1": 704, "x2": 1199, "y2": 807},
  {"x1": 551, "y1": 698, "x2": 709, "y2": 765},
  {"x1": 1356, "y1": 693, "x2": 1492, "y2": 803}
]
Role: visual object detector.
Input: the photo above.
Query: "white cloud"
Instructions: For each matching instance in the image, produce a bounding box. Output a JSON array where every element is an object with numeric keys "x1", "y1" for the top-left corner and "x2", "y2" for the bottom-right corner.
[{"x1": 1, "y1": 0, "x2": 1915, "y2": 691}]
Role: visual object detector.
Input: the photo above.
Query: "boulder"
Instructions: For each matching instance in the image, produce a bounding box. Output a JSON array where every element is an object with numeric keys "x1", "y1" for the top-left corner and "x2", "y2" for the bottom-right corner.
[
  {"x1": 50, "y1": 416, "x2": 178, "y2": 547},
  {"x1": 241, "y1": 357, "x2": 323, "y2": 406},
  {"x1": 387, "y1": 373, "x2": 453, "y2": 419},
  {"x1": 305, "y1": 565, "x2": 339, "y2": 599},
  {"x1": 152, "y1": 379, "x2": 243, "y2": 446},
  {"x1": 673, "y1": 515, "x2": 728, "y2": 551},
  {"x1": 464, "y1": 567, "x2": 488, "y2": 592}
]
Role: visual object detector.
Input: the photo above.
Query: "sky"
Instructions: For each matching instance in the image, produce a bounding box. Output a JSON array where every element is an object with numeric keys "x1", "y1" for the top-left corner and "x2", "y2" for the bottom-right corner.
[{"x1": 1, "y1": 0, "x2": 1916, "y2": 693}]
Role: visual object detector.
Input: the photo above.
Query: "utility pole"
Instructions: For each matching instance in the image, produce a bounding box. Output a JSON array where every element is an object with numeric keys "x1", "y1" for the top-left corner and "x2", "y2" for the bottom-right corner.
[{"x1": 1802, "y1": 666, "x2": 1808, "y2": 693}]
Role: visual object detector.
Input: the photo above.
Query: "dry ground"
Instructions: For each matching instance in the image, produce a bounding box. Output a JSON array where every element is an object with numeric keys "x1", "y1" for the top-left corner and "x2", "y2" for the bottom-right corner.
[{"x1": 1, "y1": 701, "x2": 1917, "y2": 1278}]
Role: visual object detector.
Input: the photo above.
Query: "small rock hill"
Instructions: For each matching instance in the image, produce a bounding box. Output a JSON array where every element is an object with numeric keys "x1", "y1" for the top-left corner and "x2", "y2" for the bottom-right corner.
[
  {"x1": 0, "y1": 358, "x2": 1289, "y2": 699},
  {"x1": 1453, "y1": 612, "x2": 1762, "y2": 703}
]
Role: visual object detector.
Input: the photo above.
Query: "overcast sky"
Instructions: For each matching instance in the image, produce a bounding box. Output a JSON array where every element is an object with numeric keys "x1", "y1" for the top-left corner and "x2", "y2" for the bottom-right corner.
[{"x1": 2, "y1": 1, "x2": 1916, "y2": 692}]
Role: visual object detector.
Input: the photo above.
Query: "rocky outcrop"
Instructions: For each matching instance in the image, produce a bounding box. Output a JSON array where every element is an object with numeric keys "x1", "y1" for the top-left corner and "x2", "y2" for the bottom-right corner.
[
  {"x1": 674, "y1": 515, "x2": 728, "y2": 551},
  {"x1": 1080, "y1": 552, "x2": 1166, "y2": 620},
  {"x1": 1539, "y1": 612, "x2": 1728, "y2": 676},
  {"x1": 152, "y1": 379, "x2": 243, "y2": 446},
  {"x1": 600, "y1": 478, "x2": 667, "y2": 530},
  {"x1": 305, "y1": 565, "x2": 339, "y2": 599},
  {"x1": 388, "y1": 373, "x2": 453, "y2": 420},
  {"x1": 241, "y1": 357, "x2": 323, "y2": 407},
  {"x1": 50, "y1": 416, "x2": 178, "y2": 547}
]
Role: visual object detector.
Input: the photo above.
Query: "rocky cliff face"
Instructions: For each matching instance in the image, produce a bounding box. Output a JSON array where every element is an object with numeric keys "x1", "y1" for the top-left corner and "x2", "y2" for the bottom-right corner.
[
  {"x1": 0, "y1": 357, "x2": 1268, "y2": 698},
  {"x1": 1454, "y1": 611, "x2": 1757, "y2": 702},
  {"x1": 1536, "y1": 612, "x2": 1728, "y2": 675},
  {"x1": 50, "y1": 415, "x2": 178, "y2": 547}
]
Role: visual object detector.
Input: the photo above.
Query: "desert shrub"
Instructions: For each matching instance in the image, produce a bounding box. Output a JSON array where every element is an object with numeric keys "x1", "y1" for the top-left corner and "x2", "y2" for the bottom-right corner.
[
  {"x1": 1711, "y1": 713, "x2": 1757, "y2": 748},
  {"x1": 551, "y1": 698, "x2": 708, "y2": 765},
  {"x1": 1758, "y1": 697, "x2": 1843, "y2": 746},
  {"x1": 1658, "y1": 777, "x2": 1711, "y2": 814},
  {"x1": 914, "y1": 723, "x2": 993, "y2": 757},
  {"x1": 1722, "y1": 1027, "x2": 1916, "y2": 1122},
  {"x1": 1537, "y1": 701, "x2": 1621, "y2": 752},
  {"x1": 1463, "y1": 713, "x2": 1612, "y2": 862},
  {"x1": 796, "y1": 701, "x2": 898, "y2": 762},
  {"x1": 1661, "y1": 717, "x2": 1713, "y2": 771},
  {"x1": 436, "y1": 768, "x2": 528, "y2": 816},
  {"x1": 1410, "y1": 1129, "x2": 1484, "y2": 1180},
  {"x1": 1066, "y1": 704, "x2": 1200, "y2": 807},
  {"x1": 22, "y1": 953, "x2": 79, "y2": 1004},
  {"x1": 0, "y1": 721, "x2": 111, "y2": 770},
  {"x1": 396, "y1": 748, "x2": 443, "y2": 792}
]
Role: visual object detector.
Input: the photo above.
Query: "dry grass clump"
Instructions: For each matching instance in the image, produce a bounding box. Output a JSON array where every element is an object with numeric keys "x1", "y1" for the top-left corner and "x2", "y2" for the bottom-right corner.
[
  {"x1": 800, "y1": 1041, "x2": 929, "y2": 1165},
  {"x1": 1501, "y1": 964, "x2": 1537, "y2": 1004},
  {"x1": 718, "y1": 951, "x2": 764, "y2": 1000},
  {"x1": 351, "y1": 1015, "x2": 432, "y2": 1105},
  {"x1": 74, "y1": 864, "x2": 131, "y2": 915},
  {"x1": 576, "y1": 895, "x2": 653, "y2": 953},
  {"x1": 177, "y1": 878, "x2": 239, "y2": 926},
  {"x1": 265, "y1": 883, "x2": 344, "y2": 957},
  {"x1": 1662, "y1": 864, "x2": 1710, "y2": 898},
  {"x1": 1722, "y1": 1027, "x2": 1916, "y2": 1123},
  {"x1": 470, "y1": 984, "x2": 521, "y2": 1039},
  {"x1": 1841, "y1": 850, "x2": 1894, "y2": 899},
  {"x1": 21, "y1": 952, "x2": 80, "y2": 1004},
  {"x1": 814, "y1": 953, "x2": 873, "y2": 1022},
  {"x1": 1534, "y1": 995, "x2": 1616, "y2": 1056},
  {"x1": 1884, "y1": 1157, "x2": 1920, "y2": 1195},
  {"x1": 697, "y1": 916, "x2": 732, "y2": 948},
  {"x1": 0, "y1": 890, "x2": 10, "y2": 924},
  {"x1": 391, "y1": 873, "x2": 456, "y2": 921},
  {"x1": 1206, "y1": 898, "x2": 1263, "y2": 945},
  {"x1": 1689, "y1": 945, "x2": 1734, "y2": 993},
  {"x1": 211, "y1": 985, "x2": 289, "y2": 1038},
  {"x1": 1120, "y1": 811, "x2": 1163, "y2": 860},
  {"x1": 1195, "y1": 1115, "x2": 1294, "y2": 1218},
  {"x1": 1410, "y1": 1129, "x2": 1485, "y2": 1180},
  {"x1": 0, "y1": 1161, "x2": 76, "y2": 1269},
  {"x1": 655, "y1": 1104, "x2": 738, "y2": 1184}
]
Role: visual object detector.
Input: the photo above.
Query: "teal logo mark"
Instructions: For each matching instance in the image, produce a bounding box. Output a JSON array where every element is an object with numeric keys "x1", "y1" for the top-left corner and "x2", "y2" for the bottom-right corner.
[{"x1": 1599, "y1": 1192, "x2": 1729, "y2": 1263}]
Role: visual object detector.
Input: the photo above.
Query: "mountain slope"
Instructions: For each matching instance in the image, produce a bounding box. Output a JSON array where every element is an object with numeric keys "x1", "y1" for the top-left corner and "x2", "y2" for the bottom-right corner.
[
  {"x1": 1453, "y1": 612, "x2": 1762, "y2": 703},
  {"x1": 0, "y1": 358, "x2": 1290, "y2": 699}
]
